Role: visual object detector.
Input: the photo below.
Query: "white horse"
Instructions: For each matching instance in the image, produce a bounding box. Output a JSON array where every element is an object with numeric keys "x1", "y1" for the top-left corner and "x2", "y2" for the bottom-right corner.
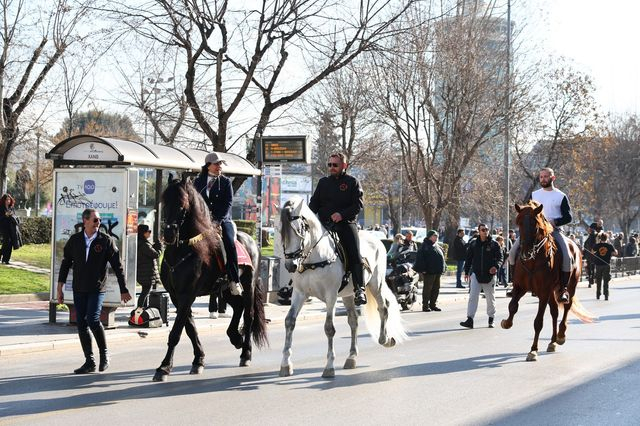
[{"x1": 278, "y1": 196, "x2": 407, "y2": 378}]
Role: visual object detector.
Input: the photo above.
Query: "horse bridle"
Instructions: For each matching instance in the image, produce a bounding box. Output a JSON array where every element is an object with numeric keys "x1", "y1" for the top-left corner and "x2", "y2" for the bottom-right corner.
[
  {"x1": 519, "y1": 212, "x2": 552, "y2": 262},
  {"x1": 283, "y1": 213, "x2": 309, "y2": 260},
  {"x1": 163, "y1": 205, "x2": 188, "y2": 247}
]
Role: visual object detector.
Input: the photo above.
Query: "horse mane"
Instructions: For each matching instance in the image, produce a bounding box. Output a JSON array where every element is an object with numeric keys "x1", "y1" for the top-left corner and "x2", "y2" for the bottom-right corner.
[{"x1": 164, "y1": 179, "x2": 220, "y2": 266}]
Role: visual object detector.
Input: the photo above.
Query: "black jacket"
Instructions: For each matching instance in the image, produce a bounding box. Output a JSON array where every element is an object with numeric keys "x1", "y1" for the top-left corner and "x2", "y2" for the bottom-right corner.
[
  {"x1": 451, "y1": 235, "x2": 467, "y2": 261},
  {"x1": 464, "y1": 236, "x2": 503, "y2": 283},
  {"x1": 58, "y1": 231, "x2": 127, "y2": 293},
  {"x1": 309, "y1": 172, "x2": 363, "y2": 224},
  {"x1": 137, "y1": 237, "x2": 162, "y2": 288},
  {"x1": 194, "y1": 173, "x2": 233, "y2": 222},
  {"x1": 414, "y1": 240, "x2": 446, "y2": 275}
]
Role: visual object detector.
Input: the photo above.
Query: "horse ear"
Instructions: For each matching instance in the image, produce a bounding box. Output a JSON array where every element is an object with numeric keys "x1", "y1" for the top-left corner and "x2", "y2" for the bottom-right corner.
[
  {"x1": 515, "y1": 203, "x2": 521, "y2": 213},
  {"x1": 168, "y1": 172, "x2": 174, "y2": 184},
  {"x1": 293, "y1": 198, "x2": 304, "y2": 216},
  {"x1": 180, "y1": 173, "x2": 188, "y2": 184},
  {"x1": 534, "y1": 203, "x2": 544, "y2": 215}
]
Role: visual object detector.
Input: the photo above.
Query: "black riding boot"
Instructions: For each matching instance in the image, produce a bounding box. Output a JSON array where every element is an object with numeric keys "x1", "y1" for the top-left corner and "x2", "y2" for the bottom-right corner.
[
  {"x1": 74, "y1": 330, "x2": 96, "y2": 374},
  {"x1": 352, "y1": 264, "x2": 367, "y2": 306},
  {"x1": 559, "y1": 271, "x2": 571, "y2": 304},
  {"x1": 92, "y1": 324, "x2": 110, "y2": 372}
]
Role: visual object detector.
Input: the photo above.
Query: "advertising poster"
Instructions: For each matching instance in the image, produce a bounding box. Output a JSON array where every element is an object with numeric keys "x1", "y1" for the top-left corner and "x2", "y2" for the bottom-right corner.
[{"x1": 50, "y1": 169, "x2": 135, "y2": 306}]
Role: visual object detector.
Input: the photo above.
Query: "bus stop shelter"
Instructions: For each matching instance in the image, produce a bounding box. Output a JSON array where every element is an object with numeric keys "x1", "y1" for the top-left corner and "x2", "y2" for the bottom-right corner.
[{"x1": 46, "y1": 134, "x2": 260, "y2": 326}]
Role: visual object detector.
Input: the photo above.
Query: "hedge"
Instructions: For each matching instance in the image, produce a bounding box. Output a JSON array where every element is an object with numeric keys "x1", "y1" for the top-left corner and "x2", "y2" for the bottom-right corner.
[
  {"x1": 234, "y1": 219, "x2": 257, "y2": 239},
  {"x1": 17, "y1": 217, "x2": 52, "y2": 244}
]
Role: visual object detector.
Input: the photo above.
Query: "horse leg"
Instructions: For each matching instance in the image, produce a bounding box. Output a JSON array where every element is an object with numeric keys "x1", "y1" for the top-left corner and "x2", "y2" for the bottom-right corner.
[
  {"x1": 547, "y1": 298, "x2": 559, "y2": 353},
  {"x1": 183, "y1": 309, "x2": 205, "y2": 374},
  {"x1": 501, "y1": 285, "x2": 527, "y2": 329},
  {"x1": 225, "y1": 291, "x2": 244, "y2": 350},
  {"x1": 239, "y1": 278, "x2": 254, "y2": 367},
  {"x1": 279, "y1": 289, "x2": 305, "y2": 377},
  {"x1": 322, "y1": 295, "x2": 338, "y2": 378},
  {"x1": 557, "y1": 298, "x2": 572, "y2": 345},
  {"x1": 527, "y1": 296, "x2": 548, "y2": 361},
  {"x1": 153, "y1": 296, "x2": 195, "y2": 382},
  {"x1": 342, "y1": 296, "x2": 359, "y2": 370}
]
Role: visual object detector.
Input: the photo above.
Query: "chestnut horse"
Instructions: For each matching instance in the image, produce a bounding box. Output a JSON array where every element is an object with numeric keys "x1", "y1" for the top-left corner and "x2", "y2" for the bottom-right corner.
[{"x1": 501, "y1": 201, "x2": 594, "y2": 361}]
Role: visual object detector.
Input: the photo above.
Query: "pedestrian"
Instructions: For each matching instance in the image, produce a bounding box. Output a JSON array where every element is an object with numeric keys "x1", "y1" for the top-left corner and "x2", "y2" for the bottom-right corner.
[
  {"x1": 593, "y1": 233, "x2": 617, "y2": 300},
  {"x1": 136, "y1": 224, "x2": 162, "y2": 308},
  {"x1": 460, "y1": 223, "x2": 503, "y2": 329},
  {"x1": 624, "y1": 237, "x2": 638, "y2": 257},
  {"x1": 56, "y1": 208, "x2": 132, "y2": 374},
  {"x1": 613, "y1": 233, "x2": 625, "y2": 258},
  {"x1": 414, "y1": 230, "x2": 446, "y2": 312},
  {"x1": 398, "y1": 231, "x2": 418, "y2": 255},
  {"x1": 0, "y1": 193, "x2": 21, "y2": 264},
  {"x1": 450, "y1": 228, "x2": 467, "y2": 289},
  {"x1": 387, "y1": 233, "x2": 405, "y2": 261},
  {"x1": 194, "y1": 152, "x2": 243, "y2": 296},
  {"x1": 496, "y1": 235, "x2": 508, "y2": 287},
  {"x1": 309, "y1": 152, "x2": 367, "y2": 305},
  {"x1": 583, "y1": 224, "x2": 599, "y2": 288}
]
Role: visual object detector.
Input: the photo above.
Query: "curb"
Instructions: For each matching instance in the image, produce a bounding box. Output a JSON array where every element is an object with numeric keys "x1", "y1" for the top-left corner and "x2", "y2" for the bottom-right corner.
[{"x1": 0, "y1": 292, "x2": 49, "y2": 303}]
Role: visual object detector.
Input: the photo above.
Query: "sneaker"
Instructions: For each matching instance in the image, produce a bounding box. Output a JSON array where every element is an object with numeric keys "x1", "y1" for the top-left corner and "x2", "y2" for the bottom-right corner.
[
  {"x1": 430, "y1": 306, "x2": 442, "y2": 312},
  {"x1": 422, "y1": 306, "x2": 431, "y2": 312},
  {"x1": 209, "y1": 312, "x2": 219, "y2": 319},
  {"x1": 488, "y1": 317, "x2": 494, "y2": 328},
  {"x1": 229, "y1": 282, "x2": 243, "y2": 296},
  {"x1": 456, "y1": 284, "x2": 465, "y2": 289},
  {"x1": 460, "y1": 317, "x2": 474, "y2": 329}
]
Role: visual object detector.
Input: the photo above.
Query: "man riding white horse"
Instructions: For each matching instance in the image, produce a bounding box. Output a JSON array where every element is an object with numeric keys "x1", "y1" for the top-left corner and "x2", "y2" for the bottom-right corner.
[
  {"x1": 509, "y1": 167, "x2": 573, "y2": 303},
  {"x1": 308, "y1": 153, "x2": 367, "y2": 305}
]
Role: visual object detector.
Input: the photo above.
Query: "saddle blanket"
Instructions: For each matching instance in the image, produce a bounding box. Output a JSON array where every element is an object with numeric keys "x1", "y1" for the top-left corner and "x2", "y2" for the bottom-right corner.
[{"x1": 236, "y1": 240, "x2": 253, "y2": 268}]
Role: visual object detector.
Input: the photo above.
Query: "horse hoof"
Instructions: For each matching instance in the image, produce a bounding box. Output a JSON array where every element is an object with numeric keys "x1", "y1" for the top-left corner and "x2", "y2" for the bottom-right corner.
[
  {"x1": 279, "y1": 365, "x2": 293, "y2": 377},
  {"x1": 239, "y1": 358, "x2": 251, "y2": 367},
  {"x1": 153, "y1": 371, "x2": 168, "y2": 382},
  {"x1": 322, "y1": 368, "x2": 335, "y2": 378},
  {"x1": 383, "y1": 338, "x2": 396, "y2": 348},
  {"x1": 501, "y1": 319, "x2": 512, "y2": 329},
  {"x1": 526, "y1": 351, "x2": 538, "y2": 362},
  {"x1": 547, "y1": 342, "x2": 557, "y2": 353},
  {"x1": 556, "y1": 336, "x2": 566, "y2": 345},
  {"x1": 343, "y1": 358, "x2": 357, "y2": 369},
  {"x1": 189, "y1": 365, "x2": 204, "y2": 375}
]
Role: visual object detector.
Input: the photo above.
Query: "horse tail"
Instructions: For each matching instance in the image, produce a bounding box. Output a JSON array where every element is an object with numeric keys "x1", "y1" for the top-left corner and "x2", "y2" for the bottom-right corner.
[
  {"x1": 568, "y1": 296, "x2": 597, "y2": 323},
  {"x1": 362, "y1": 247, "x2": 408, "y2": 345},
  {"x1": 249, "y1": 276, "x2": 269, "y2": 348}
]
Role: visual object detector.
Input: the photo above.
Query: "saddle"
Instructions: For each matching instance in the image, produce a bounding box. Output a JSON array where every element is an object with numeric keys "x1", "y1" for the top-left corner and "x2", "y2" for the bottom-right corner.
[
  {"x1": 326, "y1": 230, "x2": 372, "y2": 292},
  {"x1": 211, "y1": 224, "x2": 253, "y2": 272}
]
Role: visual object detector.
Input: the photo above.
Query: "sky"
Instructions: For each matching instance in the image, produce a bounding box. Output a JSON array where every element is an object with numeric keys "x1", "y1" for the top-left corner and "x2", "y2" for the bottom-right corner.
[{"x1": 541, "y1": 0, "x2": 640, "y2": 115}]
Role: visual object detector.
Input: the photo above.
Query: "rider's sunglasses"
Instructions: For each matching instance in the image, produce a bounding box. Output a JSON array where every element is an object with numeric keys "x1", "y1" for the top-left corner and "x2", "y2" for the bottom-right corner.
[
  {"x1": 327, "y1": 162, "x2": 340, "y2": 168},
  {"x1": 479, "y1": 228, "x2": 488, "y2": 232},
  {"x1": 93, "y1": 218, "x2": 101, "y2": 223}
]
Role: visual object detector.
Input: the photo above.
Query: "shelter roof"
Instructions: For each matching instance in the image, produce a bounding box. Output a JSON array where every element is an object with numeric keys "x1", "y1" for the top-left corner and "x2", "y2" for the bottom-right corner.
[{"x1": 46, "y1": 135, "x2": 260, "y2": 176}]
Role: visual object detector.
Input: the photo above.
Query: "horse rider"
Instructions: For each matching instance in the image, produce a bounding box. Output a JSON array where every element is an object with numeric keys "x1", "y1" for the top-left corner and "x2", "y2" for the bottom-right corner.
[
  {"x1": 194, "y1": 152, "x2": 243, "y2": 296},
  {"x1": 309, "y1": 152, "x2": 366, "y2": 306},
  {"x1": 508, "y1": 167, "x2": 573, "y2": 303}
]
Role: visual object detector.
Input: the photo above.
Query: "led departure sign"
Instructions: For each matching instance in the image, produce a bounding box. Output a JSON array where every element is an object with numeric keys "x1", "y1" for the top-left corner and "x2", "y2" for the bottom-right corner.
[{"x1": 261, "y1": 136, "x2": 310, "y2": 164}]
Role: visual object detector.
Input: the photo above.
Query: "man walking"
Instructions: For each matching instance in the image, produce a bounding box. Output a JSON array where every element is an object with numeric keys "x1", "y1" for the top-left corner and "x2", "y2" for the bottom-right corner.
[
  {"x1": 593, "y1": 233, "x2": 617, "y2": 300},
  {"x1": 414, "y1": 230, "x2": 446, "y2": 312},
  {"x1": 451, "y1": 229, "x2": 467, "y2": 288},
  {"x1": 460, "y1": 223, "x2": 503, "y2": 329},
  {"x1": 57, "y1": 208, "x2": 131, "y2": 374},
  {"x1": 309, "y1": 153, "x2": 366, "y2": 305}
]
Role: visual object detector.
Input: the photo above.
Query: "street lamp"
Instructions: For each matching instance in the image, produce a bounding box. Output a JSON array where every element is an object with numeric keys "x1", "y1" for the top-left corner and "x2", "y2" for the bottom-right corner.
[{"x1": 35, "y1": 129, "x2": 42, "y2": 217}]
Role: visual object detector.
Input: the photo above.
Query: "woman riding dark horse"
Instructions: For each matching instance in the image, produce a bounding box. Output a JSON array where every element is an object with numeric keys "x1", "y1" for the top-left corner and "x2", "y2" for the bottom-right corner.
[
  {"x1": 153, "y1": 176, "x2": 267, "y2": 382},
  {"x1": 501, "y1": 200, "x2": 593, "y2": 361}
]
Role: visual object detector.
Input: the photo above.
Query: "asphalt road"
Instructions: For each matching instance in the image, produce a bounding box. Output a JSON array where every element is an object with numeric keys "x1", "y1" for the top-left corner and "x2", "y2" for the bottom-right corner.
[{"x1": 1, "y1": 281, "x2": 639, "y2": 425}]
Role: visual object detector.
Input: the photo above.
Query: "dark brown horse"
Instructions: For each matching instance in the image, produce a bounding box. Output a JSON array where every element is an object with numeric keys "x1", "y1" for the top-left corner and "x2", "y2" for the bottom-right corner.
[
  {"x1": 501, "y1": 200, "x2": 593, "y2": 361},
  {"x1": 152, "y1": 176, "x2": 268, "y2": 382}
]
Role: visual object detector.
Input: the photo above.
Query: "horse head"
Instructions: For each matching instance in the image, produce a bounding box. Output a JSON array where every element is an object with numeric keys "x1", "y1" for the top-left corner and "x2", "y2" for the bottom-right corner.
[
  {"x1": 280, "y1": 197, "x2": 311, "y2": 272},
  {"x1": 515, "y1": 200, "x2": 543, "y2": 253},
  {"x1": 162, "y1": 176, "x2": 190, "y2": 245}
]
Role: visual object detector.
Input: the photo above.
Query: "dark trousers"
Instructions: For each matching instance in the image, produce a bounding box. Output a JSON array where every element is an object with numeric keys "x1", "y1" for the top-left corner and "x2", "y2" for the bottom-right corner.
[
  {"x1": 137, "y1": 284, "x2": 152, "y2": 308},
  {"x1": 220, "y1": 220, "x2": 239, "y2": 282},
  {"x1": 586, "y1": 260, "x2": 596, "y2": 285},
  {"x1": 421, "y1": 273, "x2": 441, "y2": 308},
  {"x1": 209, "y1": 287, "x2": 227, "y2": 313},
  {"x1": 595, "y1": 264, "x2": 611, "y2": 298},
  {"x1": 1, "y1": 231, "x2": 12, "y2": 263},
  {"x1": 333, "y1": 222, "x2": 363, "y2": 287},
  {"x1": 456, "y1": 260, "x2": 465, "y2": 286},
  {"x1": 73, "y1": 290, "x2": 108, "y2": 360}
]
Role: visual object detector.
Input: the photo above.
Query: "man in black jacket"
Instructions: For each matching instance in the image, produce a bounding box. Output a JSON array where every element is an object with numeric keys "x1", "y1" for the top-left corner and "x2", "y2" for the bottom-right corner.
[
  {"x1": 193, "y1": 152, "x2": 242, "y2": 296},
  {"x1": 460, "y1": 223, "x2": 503, "y2": 329},
  {"x1": 451, "y1": 229, "x2": 467, "y2": 288},
  {"x1": 57, "y1": 208, "x2": 131, "y2": 374},
  {"x1": 414, "y1": 230, "x2": 446, "y2": 312},
  {"x1": 309, "y1": 153, "x2": 366, "y2": 305}
]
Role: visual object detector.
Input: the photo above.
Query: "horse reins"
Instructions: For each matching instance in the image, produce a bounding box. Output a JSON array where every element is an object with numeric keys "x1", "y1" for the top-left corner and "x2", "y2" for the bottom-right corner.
[{"x1": 283, "y1": 213, "x2": 336, "y2": 273}]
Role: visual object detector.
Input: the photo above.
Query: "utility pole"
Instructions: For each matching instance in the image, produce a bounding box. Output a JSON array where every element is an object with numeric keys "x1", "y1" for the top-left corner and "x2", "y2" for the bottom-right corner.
[
  {"x1": 35, "y1": 129, "x2": 42, "y2": 217},
  {"x1": 504, "y1": 0, "x2": 512, "y2": 280}
]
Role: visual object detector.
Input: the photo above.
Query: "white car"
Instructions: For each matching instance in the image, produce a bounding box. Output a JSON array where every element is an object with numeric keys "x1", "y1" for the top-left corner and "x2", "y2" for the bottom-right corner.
[{"x1": 365, "y1": 230, "x2": 388, "y2": 240}]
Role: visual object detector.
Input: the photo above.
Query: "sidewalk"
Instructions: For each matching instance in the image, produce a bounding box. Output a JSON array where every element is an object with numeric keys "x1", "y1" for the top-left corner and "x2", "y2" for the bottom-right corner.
[{"x1": 0, "y1": 275, "x2": 473, "y2": 357}]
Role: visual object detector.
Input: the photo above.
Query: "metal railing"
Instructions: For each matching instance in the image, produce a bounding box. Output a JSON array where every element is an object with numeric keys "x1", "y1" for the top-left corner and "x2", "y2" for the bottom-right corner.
[{"x1": 582, "y1": 256, "x2": 640, "y2": 281}]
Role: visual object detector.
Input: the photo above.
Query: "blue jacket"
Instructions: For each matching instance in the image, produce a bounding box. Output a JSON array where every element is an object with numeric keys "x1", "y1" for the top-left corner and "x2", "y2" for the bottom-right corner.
[{"x1": 194, "y1": 173, "x2": 233, "y2": 222}]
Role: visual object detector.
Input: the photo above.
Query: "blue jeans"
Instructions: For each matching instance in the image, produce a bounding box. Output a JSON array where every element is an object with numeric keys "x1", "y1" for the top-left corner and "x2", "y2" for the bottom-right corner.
[
  {"x1": 220, "y1": 220, "x2": 239, "y2": 282},
  {"x1": 456, "y1": 260, "x2": 465, "y2": 286},
  {"x1": 73, "y1": 290, "x2": 105, "y2": 333}
]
